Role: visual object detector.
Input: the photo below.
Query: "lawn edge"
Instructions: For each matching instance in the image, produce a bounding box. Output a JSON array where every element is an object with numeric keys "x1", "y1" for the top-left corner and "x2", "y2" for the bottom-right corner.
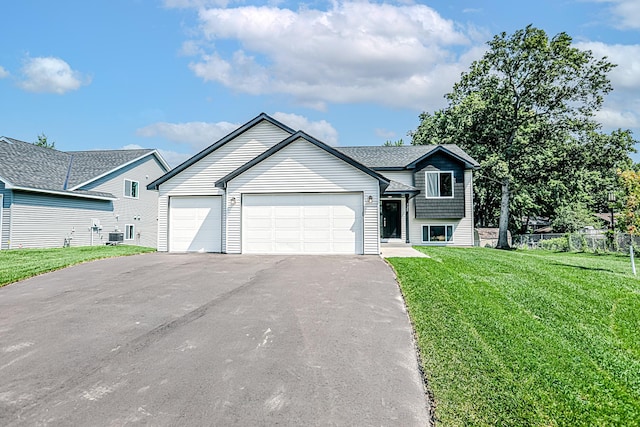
[{"x1": 384, "y1": 257, "x2": 438, "y2": 427}]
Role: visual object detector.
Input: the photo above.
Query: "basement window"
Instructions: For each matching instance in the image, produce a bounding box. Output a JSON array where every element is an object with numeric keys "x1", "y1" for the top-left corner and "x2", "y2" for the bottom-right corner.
[
  {"x1": 125, "y1": 224, "x2": 135, "y2": 240},
  {"x1": 422, "y1": 225, "x2": 454, "y2": 243}
]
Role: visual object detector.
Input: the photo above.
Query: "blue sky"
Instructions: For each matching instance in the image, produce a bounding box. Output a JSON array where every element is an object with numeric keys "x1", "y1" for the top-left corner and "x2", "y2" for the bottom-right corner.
[{"x1": 1, "y1": 0, "x2": 639, "y2": 166}]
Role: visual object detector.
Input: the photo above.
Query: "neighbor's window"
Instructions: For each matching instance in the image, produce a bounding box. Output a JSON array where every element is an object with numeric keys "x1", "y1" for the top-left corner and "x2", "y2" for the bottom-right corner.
[
  {"x1": 125, "y1": 224, "x2": 135, "y2": 240},
  {"x1": 422, "y1": 225, "x2": 454, "y2": 242},
  {"x1": 425, "y1": 171, "x2": 453, "y2": 198},
  {"x1": 124, "y1": 179, "x2": 139, "y2": 198}
]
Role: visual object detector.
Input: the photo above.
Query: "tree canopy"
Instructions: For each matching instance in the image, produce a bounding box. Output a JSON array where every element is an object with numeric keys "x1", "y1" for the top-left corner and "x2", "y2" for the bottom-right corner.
[
  {"x1": 34, "y1": 133, "x2": 55, "y2": 149},
  {"x1": 412, "y1": 25, "x2": 635, "y2": 247}
]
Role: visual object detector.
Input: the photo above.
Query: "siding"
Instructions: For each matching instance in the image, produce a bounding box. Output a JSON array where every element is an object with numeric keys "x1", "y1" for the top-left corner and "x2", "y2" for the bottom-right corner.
[
  {"x1": 225, "y1": 138, "x2": 380, "y2": 254},
  {"x1": 156, "y1": 121, "x2": 292, "y2": 251},
  {"x1": 11, "y1": 192, "x2": 113, "y2": 248},
  {"x1": 0, "y1": 181, "x2": 10, "y2": 250},
  {"x1": 408, "y1": 169, "x2": 474, "y2": 246},
  {"x1": 414, "y1": 153, "x2": 465, "y2": 219},
  {"x1": 80, "y1": 155, "x2": 166, "y2": 248}
]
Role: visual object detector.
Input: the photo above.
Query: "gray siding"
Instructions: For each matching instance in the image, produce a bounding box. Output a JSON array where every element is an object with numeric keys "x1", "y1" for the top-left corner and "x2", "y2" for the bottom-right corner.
[
  {"x1": 79, "y1": 155, "x2": 166, "y2": 248},
  {"x1": 11, "y1": 192, "x2": 113, "y2": 249},
  {"x1": 414, "y1": 153, "x2": 465, "y2": 219}
]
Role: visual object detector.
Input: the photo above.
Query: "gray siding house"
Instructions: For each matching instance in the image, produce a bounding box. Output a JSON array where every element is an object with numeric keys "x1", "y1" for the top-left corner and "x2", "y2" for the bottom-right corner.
[
  {"x1": 148, "y1": 113, "x2": 479, "y2": 254},
  {"x1": 0, "y1": 137, "x2": 170, "y2": 249}
]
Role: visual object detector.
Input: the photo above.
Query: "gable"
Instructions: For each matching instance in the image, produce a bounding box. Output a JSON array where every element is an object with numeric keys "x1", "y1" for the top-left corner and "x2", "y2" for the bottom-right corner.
[
  {"x1": 414, "y1": 152, "x2": 465, "y2": 219},
  {"x1": 147, "y1": 113, "x2": 295, "y2": 191}
]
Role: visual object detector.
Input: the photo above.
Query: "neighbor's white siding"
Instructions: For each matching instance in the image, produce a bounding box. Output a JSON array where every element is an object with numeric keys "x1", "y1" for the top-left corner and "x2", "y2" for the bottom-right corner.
[
  {"x1": 156, "y1": 121, "x2": 292, "y2": 252},
  {"x1": 80, "y1": 155, "x2": 167, "y2": 248},
  {"x1": 225, "y1": 138, "x2": 380, "y2": 254}
]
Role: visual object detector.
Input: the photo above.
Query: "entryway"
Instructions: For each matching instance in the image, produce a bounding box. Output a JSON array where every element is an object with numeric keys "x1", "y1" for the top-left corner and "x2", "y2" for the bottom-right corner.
[{"x1": 381, "y1": 200, "x2": 401, "y2": 239}]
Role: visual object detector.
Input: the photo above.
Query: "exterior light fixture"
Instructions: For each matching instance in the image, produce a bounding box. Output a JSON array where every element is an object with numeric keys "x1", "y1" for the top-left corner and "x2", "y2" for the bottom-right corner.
[
  {"x1": 230, "y1": 197, "x2": 237, "y2": 206},
  {"x1": 368, "y1": 195, "x2": 373, "y2": 204}
]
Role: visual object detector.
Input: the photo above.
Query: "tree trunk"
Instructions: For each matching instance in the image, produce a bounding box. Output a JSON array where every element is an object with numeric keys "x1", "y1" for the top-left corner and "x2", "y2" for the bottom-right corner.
[{"x1": 497, "y1": 178, "x2": 511, "y2": 249}]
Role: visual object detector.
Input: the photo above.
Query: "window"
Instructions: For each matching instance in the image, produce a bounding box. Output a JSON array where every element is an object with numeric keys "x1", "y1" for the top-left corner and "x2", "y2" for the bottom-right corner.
[
  {"x1": 422, "y1": 225, "x2": 454, "y2": 243},
  {"x1": 125, "y1": 224, "x2": 135, "y2": 240},
  {"x1": 425, "y1": 171, "x2": 453, "y2": 198},
  {"x1": 124, "y1": 179, "x2": 139, "y2": 198}
]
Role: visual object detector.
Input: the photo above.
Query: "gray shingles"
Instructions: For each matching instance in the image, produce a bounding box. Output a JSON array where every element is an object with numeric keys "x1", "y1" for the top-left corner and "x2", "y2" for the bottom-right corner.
[
  {"x1": 0, "y1": 137, "x2": 153, "y2": 198},
  {"x1": 336, "y1": 145, "x2": 479, "y2": 169}
]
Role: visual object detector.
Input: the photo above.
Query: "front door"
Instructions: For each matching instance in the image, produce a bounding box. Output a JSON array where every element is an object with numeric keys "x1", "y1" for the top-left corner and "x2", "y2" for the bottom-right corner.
[{"x1": 381, "y1": 200, "x2": 401, "y2": 239}]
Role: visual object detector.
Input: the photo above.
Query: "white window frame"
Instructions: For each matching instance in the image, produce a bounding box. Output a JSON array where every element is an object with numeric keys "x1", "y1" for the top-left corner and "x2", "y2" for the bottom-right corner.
[
  {"x1": 421, "y1": 224, "x2": 454, "y2": 243},
  {"x1": 125, "y1": 224, "x2": 135, "y2": 241},
  {"x1": 124, "y1": 179, "x2": 139, "y2": 199},
  {"x1": 425, "y1": 171, "x2": 454, "y2": 199}
]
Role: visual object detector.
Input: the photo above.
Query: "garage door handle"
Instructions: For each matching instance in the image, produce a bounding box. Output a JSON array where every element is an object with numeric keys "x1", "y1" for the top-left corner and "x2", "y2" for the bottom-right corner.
[{"x1": 383, "y1": 218, "x2": 386, "y2": 227}]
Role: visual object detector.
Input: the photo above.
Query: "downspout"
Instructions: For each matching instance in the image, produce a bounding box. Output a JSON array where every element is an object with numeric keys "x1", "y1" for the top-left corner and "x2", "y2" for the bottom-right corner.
[{"x1": 405, "y1": 194, "x2": 410, "y2": 244}]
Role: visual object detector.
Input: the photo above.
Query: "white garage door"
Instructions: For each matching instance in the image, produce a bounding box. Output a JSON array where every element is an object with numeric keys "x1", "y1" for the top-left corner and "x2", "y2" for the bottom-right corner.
[
  {"x1": 169, "y1": 196, "x2": 221, "y2": 252},
  {"x1": 242, "y1": 193, "x2": 363, "y2": 254}
]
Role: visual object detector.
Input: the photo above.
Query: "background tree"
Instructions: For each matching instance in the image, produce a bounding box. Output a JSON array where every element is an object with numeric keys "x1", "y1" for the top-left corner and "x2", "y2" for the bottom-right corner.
[
  {"x1": 383, "y1": 138, "x2": 404, "y2": 146},
  {"x1": 412, "y1": 25, "x2": 633, "y2": 248},
  {"x1": 618, "y1": 169, "x2": 640, "y2": 235},
  {"x1": 34, "y1": 133, "x2": 55, "y2": 149}
]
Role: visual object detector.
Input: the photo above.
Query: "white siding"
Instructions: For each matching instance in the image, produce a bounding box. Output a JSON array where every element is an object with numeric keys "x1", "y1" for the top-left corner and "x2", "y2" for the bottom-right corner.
[
  {"x1": 226, "y1": 139, "x2": 380, "y2": 254},
  {"x1": 156, "y1": 121, "x2": 291, "y2": 251},
  {"x1": 380, "y1": 170, "x2": 414, "y2": 186},
  {"x1": 81, "y1": 156, "x2": 166, "y2": 248},
  {"x1": 407, "y1": 169, "x2": 474, "y2": 246}
]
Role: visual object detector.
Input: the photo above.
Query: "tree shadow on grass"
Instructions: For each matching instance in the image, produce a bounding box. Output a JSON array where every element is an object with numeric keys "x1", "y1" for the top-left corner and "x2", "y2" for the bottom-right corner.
[{"x1": 549, "y1": 261, "x2": 618, "y2": 274}]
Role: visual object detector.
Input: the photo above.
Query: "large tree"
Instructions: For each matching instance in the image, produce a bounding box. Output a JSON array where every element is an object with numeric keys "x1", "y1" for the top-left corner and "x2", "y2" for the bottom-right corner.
[{"x1": 412, "y1": 25, "x2": 628, "y2": 248}]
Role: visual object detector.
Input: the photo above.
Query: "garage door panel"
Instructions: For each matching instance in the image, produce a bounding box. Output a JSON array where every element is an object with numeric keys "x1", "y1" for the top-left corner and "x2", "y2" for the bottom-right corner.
[
  {"x1": 242, "y1": 193, "x2": 363, "y2": 254},
  {"x1": 169, "y1": 196, "x2": 221, "y2": 252}
]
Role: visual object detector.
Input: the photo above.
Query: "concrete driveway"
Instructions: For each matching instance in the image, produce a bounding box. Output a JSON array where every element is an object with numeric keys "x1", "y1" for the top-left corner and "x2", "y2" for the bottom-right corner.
[{"x1": 0, "y1": 253, "x2": 428, "y2": 426}]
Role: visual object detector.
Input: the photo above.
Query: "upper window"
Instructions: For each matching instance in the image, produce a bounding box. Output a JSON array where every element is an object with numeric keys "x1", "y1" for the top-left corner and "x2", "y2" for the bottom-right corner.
[
  {"x1": 425, "y1": 171, "x2": 453, "y2": 198},
  {"x1": 124, "y1": 179, "x2": 139, "y2": 198}
]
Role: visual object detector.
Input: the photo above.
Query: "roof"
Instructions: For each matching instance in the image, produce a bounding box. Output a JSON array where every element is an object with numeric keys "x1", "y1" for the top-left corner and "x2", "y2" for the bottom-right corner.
[
  {"x1": 215, "y1": 131, "x2": 390, "y2": 192},
  {"x1": 148, "y1": 113, "x2": 296, "y2": 190},
  {"x1": 335, "y1": 145, "x2": 480, "y2": 169},
  {"x1": 0, "y1": 136, "x2": 166, "y2": 200},
  {"x1": 384, "y1": 180, "x2": 419, "y2": 194}
]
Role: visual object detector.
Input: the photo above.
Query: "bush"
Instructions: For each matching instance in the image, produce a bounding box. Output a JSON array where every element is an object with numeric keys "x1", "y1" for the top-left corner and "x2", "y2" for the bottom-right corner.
[{"x1": 540, "y1": 236, "x2": 570, "y2": 252}]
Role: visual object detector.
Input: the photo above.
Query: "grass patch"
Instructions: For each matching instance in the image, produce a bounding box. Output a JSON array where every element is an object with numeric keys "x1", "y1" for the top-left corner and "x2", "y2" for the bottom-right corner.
[
  {"x1": 0, "y1": 245, "x2": 155, "y2": 287},
  {"x1": 389, "y1": 248, "x2": 640, "y2": 426}
]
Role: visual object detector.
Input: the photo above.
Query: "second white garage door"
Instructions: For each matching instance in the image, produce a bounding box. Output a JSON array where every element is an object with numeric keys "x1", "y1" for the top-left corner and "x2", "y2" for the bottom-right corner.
[
  {"x1": 169, "y1": 196, "x2": 221, "y2": 252},
  {"x1": 242, "y1": 193, "x2": 363, "y2": 254}
]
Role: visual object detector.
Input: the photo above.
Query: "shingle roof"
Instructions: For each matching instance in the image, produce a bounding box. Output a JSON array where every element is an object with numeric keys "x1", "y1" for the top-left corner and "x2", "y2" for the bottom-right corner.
[
  {"x1": 0, "y1": 137, "x2": 156, "y2": 199},
  {"x1": 335, "y1": 145, "x2": 479, "y2": 169}
]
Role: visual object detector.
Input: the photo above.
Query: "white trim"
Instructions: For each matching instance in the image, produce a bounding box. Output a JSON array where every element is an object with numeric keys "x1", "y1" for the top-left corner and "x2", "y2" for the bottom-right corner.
[
  {"x1": 425, "y1": 170, "x2": 454, "y2": 199},
  {"x1": 124, "y1": 179, "x2": 140, "y2": 199},
  {"x1": 125, "y1": 224, "x2": 135, "y2": 240},
  {"x1": 10, "y1": 186, "x2": 116, "y2": 201},
  {"x1": 421, "y1": 224, "x2": 455, "y2": 243},
  {"x1": 68, "y1": 151, "x2": 170, "y2": 190}
]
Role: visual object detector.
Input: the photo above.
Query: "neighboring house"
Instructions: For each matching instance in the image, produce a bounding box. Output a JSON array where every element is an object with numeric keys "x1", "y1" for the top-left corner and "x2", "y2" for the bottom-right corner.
[
  {"x1": 147, "y1": 113, "x2": 479, "y2": 255},
  {"x1": 0, "y1": 137, "x2": 170, "y2": 249}
]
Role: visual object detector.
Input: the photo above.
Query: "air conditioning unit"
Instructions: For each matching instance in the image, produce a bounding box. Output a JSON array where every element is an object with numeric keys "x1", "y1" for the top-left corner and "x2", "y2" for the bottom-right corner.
[{"x1": 107, "y1": 232, "x2": 124, "y2": 245}]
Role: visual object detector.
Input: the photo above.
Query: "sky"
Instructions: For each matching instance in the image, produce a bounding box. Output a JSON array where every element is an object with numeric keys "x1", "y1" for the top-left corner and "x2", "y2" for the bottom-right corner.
[{"x1": 1, "y1": 0, "x2": 639, "y2": 167}]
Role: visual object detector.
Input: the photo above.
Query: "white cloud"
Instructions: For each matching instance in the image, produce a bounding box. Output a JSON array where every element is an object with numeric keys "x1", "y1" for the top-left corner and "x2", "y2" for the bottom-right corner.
[
  {"x1": 271, "y1": 112, "x2": 338, "y2": 145},
  {"x1": 575, "y1": 42, "x2": 640, "y2": 89},
  {"x1": 375, "y1": 128, "x2": 397, "y2": 139},
  {"x1": 0, "y1": 66, "x2": 9, "y2": 79},
  {"x1": 184, "y1": 1, "x2": 482, "y2": 111},
  {"x1": 594, "y1": 108, "x2": 639, "y2": 129},
  {"x1": 592, "y1": 0, "x2": 640, "y2": 29},
  {"x1": 18, "y1": 56, "x2": 90, "y2": 94},
  {"x1": 136, "y1": 121, "x2": 239, "y2": 151}
]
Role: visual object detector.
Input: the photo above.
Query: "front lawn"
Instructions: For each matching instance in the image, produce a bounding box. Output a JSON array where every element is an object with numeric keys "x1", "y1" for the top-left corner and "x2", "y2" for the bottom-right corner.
[
  {"x1": 389, "y1": 248, "x2": 640, "y2": 426},
  {"x1": 0, "y1": 245, "x2": 155, "y2": 287}
]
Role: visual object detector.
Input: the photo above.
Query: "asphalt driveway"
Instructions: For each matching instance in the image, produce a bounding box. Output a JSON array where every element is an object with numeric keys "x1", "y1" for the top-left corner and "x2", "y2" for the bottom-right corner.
[{"x1": 0, "y1": 253, "x2": 428, "y2": 426}]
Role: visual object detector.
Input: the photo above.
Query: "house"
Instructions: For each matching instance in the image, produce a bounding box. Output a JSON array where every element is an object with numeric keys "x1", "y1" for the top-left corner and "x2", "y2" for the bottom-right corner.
[
  {"x1": 147, "y1": 113, "x2": 479, "y2": 255},
  {"x1": 0, "y1": 137, "x2": 170, "y2": 249}
]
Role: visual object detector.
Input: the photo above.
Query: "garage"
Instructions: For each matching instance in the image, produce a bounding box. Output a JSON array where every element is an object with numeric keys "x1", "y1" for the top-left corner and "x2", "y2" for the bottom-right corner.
[
  {"x1": 242, "y1": 193, "x2": 363, "y2": 254},
  {"x1": 169, "y1": 196, "x2": 221, "y2": 252}
]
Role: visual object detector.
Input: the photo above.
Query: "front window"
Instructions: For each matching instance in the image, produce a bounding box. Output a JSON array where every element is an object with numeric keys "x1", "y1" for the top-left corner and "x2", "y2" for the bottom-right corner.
[
  {"x1": 422, "y1": 225, "x2": 454, "y2": 242},
  {"x1": 124, "y1": 179, "x2": 139, "y2": 198},
  {"x1": 425, "y1": 171, "x2": 453, "y2": 198},
  {"x1": 125, "y1": 224, "x2": 135, "y2": 240}
]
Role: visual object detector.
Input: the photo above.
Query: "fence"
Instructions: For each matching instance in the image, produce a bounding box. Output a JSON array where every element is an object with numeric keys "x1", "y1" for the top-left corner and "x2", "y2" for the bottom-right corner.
[{"x1": 513, "y1": 232, "x2": 640, "y2": 254}]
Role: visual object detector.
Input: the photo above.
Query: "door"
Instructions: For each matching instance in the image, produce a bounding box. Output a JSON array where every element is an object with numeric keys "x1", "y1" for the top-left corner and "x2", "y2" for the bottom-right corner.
[
  {"x1": 381, "y1": 200, "x2": 401, "y2": 239},
  {"x1": 169, "y1": 196, "x2": 222, "y2": 252},
  {"x1": 242, "y1": 193, "x2": 363, "y2": 254}
]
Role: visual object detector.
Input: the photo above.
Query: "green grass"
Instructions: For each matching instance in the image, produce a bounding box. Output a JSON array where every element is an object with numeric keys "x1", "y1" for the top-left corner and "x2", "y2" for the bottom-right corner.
[
  {"x1": 389, "y1": 248, "x2": 640, "y2": 426},
  {"x1": 0, "y1": 245, "x2": 155, "y2": 287}
]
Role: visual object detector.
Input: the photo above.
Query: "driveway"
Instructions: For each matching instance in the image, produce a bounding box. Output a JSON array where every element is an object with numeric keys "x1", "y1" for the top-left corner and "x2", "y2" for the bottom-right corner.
[{"x1": 0, "y1": 254, "x2": 428, "y2": 426}]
